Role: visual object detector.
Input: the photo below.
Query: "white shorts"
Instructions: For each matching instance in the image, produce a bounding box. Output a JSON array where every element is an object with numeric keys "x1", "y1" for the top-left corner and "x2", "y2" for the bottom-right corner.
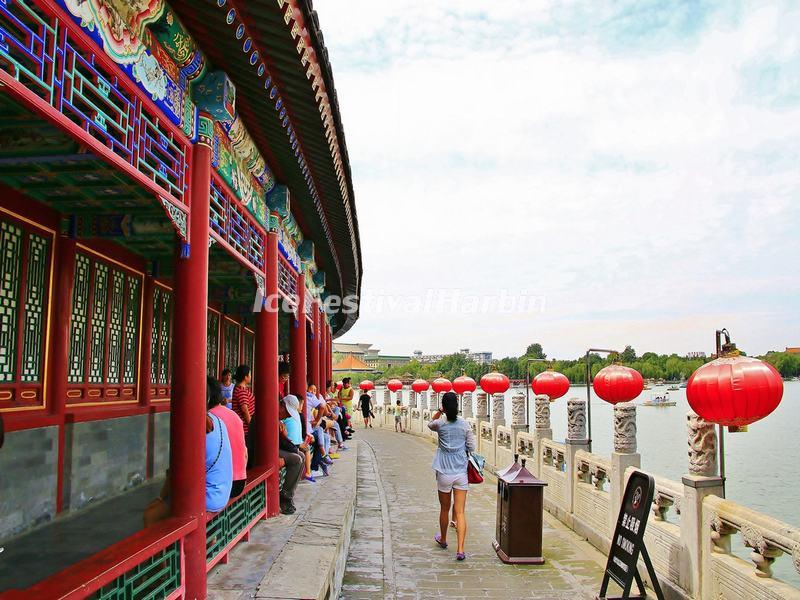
[{"x1": 436, "y1": 471, "x2": 469, "y2": 493}]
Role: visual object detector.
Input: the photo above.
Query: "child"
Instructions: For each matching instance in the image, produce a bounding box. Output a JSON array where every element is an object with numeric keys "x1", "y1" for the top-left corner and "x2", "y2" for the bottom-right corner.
[{"x1": 395, "y1": 398, "x2": 405, "y2": 433}]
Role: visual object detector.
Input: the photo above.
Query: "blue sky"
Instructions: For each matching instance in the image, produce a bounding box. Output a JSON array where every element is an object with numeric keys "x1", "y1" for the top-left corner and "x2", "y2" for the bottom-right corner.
[{"x1": 316, "y1": 0, "x2": 800, "y2": 358}]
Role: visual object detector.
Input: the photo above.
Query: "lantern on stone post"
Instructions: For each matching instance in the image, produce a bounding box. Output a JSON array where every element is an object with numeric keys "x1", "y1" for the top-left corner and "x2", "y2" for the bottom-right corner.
[
  {"x1": 453, "y1": 374, "x2": 476, "y2": 414},
  {"x1": 532, "y1": 370, "x2": 570, "y2": 402},
  {"x1": 686, "y1": 329, "x2": 783, "y2": 496},
  {"x1": 387, "y1": 378, "x2": 403, "y2": 404},
  {"x1": 592, "y1": 365, "x2": 644, "y2": 405},
  {"x1": 431, "y1": 377, "x2": 452, "y2": 410},
  {"x1": 411, "y1": 379, "x2": 429, "y2": 410},
  {"x1": 480, "y1": 371, "x2": 510, "y2": 427}
]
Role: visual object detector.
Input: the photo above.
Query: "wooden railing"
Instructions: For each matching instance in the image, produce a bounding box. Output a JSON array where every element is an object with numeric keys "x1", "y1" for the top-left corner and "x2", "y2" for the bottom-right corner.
[{"x1": 0, "y1": 518, "x2": 195, "y2": 600}]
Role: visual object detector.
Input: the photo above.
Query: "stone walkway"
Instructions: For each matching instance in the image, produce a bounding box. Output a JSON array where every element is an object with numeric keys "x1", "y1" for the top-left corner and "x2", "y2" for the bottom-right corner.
[{"x1": 341, "y1": 429, "x2": 609, "y2": 599}]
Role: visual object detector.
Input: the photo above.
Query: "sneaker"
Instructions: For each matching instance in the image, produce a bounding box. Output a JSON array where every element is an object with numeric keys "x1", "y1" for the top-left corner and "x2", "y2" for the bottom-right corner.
[
  {"x1": 329, "y1": 452, "x2": 340, "y2": 459},
  {"x1": 339, "y1": 445, "x2": 348, "y2": 451},
  {"x1": 323, "y1": 456, "x2": 334, "y2": 465},
  {"x1": 311, "y1": 469, "x2": 324, "y2": 478},
  {"x1": 304, "y1": 475, "x2": 316, "y2": 483}
]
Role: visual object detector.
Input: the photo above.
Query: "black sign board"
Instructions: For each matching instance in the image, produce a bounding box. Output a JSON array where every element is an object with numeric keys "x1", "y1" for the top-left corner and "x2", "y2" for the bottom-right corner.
[{"x1": 597, "y1": 470, "x2": 664, "y2": 600}]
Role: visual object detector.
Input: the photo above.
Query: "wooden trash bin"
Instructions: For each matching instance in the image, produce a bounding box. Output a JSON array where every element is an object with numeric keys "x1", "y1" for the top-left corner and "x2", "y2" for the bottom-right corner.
[{"x1": 493, "y1": 457, "x2": 547, "y2": 564}]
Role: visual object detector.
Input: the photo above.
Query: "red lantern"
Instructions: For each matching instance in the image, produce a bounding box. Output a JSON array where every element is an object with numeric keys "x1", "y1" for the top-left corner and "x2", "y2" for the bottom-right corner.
[
  {"x1": 532, "y1": 370, "x2": 570, "y2": 401},
  {"x1": 359, "y1": 379, "x2": 374, "y2": 391},
  {"x1": 480, "y1": 372, "x2": 510, "y2": 395},
  {"x1": 687, "y1": 356, "x2": 783, "y2": 430},
  {"x1": 387, "y1": 379, "x2": 403, "y2": 393},
  {"x1": 411, "y1": 379, "x2": 430, "y2": 394},
  {"x1": 593, "y1": 365, "x2": 643, "y2": 404},
  {"x1": 453, "y1": 375, "x2": 477, "y2": 395},
  {"x1": 431, "y1": 377, "x2": 452, "y2": 394}
]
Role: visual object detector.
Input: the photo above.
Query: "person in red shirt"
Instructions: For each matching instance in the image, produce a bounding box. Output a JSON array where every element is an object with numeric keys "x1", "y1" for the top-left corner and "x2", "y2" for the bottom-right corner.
[
  {"x1": 231, "y1": 365, "x2": 256, "y2": 467},
  {"x1": 208, "y1": 376, "x2": 248, "y2": 498}
]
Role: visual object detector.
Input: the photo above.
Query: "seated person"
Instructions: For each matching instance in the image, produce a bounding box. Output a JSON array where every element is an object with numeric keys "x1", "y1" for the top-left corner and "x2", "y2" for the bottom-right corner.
[
  {"x1": 206, "y1": 380, "x2": 234, "y2": 512},
  {"x1": 208, "y1": 376, "x2": 247, "y2": 498},
  {"x1": 283, "y1": 394, "x2": 315, "y2": 482}
]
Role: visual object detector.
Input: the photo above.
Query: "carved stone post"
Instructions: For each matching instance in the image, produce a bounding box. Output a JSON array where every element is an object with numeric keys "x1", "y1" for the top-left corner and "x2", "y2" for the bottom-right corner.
[
  {"x1": 409, "y1": 391, "x2": 417, "y2": 409},
  {"x1": 683, "y1": 411, "x2": 724, "y2": 597},
  {"x1": 532, "y1": 395, "x2": 552, "y2": 477},
  {"x1": 383, "y1": 388, "x2": 391, "y2": 427},
  {"x1": 565, "y1": 398, "x2": 590, "y2": 513},
  {"x1": 491, "y1": 393, "x2": 505, "y2": 426},
  {"x1": 462, "y1": 392, "x2": 473, "y2": 418},
  {"x1": 428, "y1": 391, "x2": 438, "y2": 411},
  {"x1": 509, "y1": 391, "x2": 527, "y2": 467},
  {"x1": 475, "y1": 392, "x2": 489, "y2": 420},
  {"x1": 611, "y1": 402, "x2": 641, "y2": 531},
  {"x1": 474, "y1": 392, "x2": 490, "y2": 456}
]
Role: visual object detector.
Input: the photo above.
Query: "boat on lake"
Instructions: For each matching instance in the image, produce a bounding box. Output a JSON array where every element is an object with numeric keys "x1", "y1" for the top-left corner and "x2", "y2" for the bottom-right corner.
[
  {"x1": 667, "y1": 384, "x2": 680, "y2": 391},
  {"x1": 642, "y1": 392, "x2": 677, "y2": 407}
]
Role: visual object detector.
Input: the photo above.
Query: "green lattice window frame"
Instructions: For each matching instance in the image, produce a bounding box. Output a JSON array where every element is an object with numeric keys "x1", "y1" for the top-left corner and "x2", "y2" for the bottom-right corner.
[
  {"x1": 67, "y1": 247, "x2": 143, "y2": 405},
  {"x1": 0, "y1": 211, "x2": 54, "y2": 410},
  {"x1": 150, "y1": 283, "x2": 173, "y2": 401},
  {"x1": 222, "y1": 317, "x2": 240, "y2": 373},
  {"x1": 207, "y1": 309, "x2": 220, "y2": 378},
  {"x1": 242, "y1": 328, "x2": 255, "y2": 379}
]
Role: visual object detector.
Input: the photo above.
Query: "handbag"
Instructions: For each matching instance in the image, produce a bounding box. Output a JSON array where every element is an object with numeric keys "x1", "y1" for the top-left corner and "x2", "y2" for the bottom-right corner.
[{"x1": 467, "y1": 452, "x2": 485, "y2": 484}]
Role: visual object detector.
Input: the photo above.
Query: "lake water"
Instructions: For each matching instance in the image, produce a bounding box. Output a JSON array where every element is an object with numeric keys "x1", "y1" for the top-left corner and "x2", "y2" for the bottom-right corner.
[{"x1": 387, "y1": 380, "x2": 800, "y2": 584}]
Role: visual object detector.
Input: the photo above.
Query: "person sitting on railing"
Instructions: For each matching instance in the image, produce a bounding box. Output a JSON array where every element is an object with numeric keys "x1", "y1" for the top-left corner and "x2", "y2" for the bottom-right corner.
[
  {"x1": 305, "y1": 384, "x2": 331, "y2": 477},
  {"x1": 143, "y1": 378, "x2": 234, "y2": 526},
  {"x1": 208, "y1": 376, "x2": 247, "y2": 499},
  {"x1": 283, "y1": 394, "x2": 316, "y2": 482},
  {"x1": 278, "y1": 397, "x2": 305, "y2": 515},
  {"x1": 206, "y1": 378, "x2": 234, "y2": 513}
]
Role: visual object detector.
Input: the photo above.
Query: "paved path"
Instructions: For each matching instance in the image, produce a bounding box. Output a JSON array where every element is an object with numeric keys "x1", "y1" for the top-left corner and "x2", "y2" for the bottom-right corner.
[{"x1": 341, "y1": 429, "x2": 608, "y2": 599}]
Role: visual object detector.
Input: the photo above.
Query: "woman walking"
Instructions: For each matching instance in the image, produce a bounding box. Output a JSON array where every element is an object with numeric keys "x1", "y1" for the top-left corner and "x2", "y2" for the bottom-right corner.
[{"x1": 428, "y1": 391, "x2": 476, "y2": 561}]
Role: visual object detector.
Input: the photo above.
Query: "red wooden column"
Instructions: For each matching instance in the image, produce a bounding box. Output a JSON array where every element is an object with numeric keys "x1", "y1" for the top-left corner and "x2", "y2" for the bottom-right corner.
[
  {"x1": 49, "y1": 235, "x2": 76, "y2": 514},
  {"x1": 308, "y1": 301, "x2": 320, "y2": 393},
  {"x1": 170, "y1": 131, "x2": 212, "y2": 600},
  {"x1": 139, "y1": 275, "x2": 155, "y2": 409},
  {"x1": 290, "y1": 271, "x2": 307, "y2": 432},
  {"x1": 256, "y1": 225, "x2": 280, "y2": 517},
  {"x1": 327, "y1": 323, "x2": 333, "y2": 382}
]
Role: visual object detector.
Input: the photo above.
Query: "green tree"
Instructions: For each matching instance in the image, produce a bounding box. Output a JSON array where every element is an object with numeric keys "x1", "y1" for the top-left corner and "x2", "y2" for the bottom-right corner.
[
  {"x1": 621, "y1": 345, "x2": 637, "y2": 362},
  {"x1": 525, "y1": 343, "x2": 546, "y2": 359}
]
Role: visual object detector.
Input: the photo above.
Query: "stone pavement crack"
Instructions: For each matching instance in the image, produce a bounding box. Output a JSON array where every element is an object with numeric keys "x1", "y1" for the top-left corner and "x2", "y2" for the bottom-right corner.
[{"x1": 340, "y1": 429, "x2": 608, "y2": 600}]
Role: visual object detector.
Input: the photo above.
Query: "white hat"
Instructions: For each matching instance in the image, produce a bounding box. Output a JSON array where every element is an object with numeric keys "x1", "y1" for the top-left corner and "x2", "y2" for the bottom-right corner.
[{"x1": 282, "y1": 394, "x2": 301, "y2": 422}]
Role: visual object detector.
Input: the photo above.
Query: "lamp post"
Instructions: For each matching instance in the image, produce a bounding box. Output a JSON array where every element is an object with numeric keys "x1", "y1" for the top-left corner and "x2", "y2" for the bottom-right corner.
[{"x1": 584, "y1": 348, "x2": 620, "y2": 452}]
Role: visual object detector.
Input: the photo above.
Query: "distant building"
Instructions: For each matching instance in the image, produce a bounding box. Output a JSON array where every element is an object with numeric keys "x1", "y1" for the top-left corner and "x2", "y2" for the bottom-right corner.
[
  {"x1": 332, "y1": 354, "x2": 373, "y2": 372},
  {"x1": 413, "y1": 348, "x2": 493, "y2": 365},
  {"x1": 333, "y1": 342, "x2": 411, "y2": 372},
  {"x1": 686, "y1": 351, "x2": 707, "y2": 359},
  {"x1": 786, "y1": 347, "x2": 800, "y2": 354}
]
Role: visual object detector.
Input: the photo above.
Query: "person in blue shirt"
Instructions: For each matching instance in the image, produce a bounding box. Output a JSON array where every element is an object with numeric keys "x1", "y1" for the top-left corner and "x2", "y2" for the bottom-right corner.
[
  {"x1": 219, "y1": 369, "x2": 234, "y2": 409},
  {"x1": 206, "y1": 377, "x2": 233, "y2": 512},
  {"x1": 428, "y1": 391, "x2": 476, "y2": 561}
]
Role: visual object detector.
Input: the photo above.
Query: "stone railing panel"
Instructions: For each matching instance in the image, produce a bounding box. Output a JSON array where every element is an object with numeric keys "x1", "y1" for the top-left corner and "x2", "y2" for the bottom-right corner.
[
  {"x1": 573, "y1": 450, "x2": 613, "y2": 545},
  {"x1": 516, "y1": 431, "x2": 536, "y2": 461},
  {"x1": 540, "y1": 439, "x2": 568, "y2": 513},
  {"x1": 479, "y1": 421, "x2": 495, "y2": 465},
  {"x1": 703, "y1": 496, "x2": 800, "y2": 599},
  {"x1": 495, "y1": 425, "x2": 514, "y2": 468}
]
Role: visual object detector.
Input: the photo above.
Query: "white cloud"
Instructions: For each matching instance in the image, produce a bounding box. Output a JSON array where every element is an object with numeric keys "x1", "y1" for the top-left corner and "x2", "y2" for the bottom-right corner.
[{"x1": 316, "y1": 0, "x2": 800, "y2": 357}]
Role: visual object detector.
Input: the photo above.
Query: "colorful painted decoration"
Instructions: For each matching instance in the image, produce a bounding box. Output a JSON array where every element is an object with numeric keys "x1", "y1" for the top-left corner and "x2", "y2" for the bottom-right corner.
[
  {"x1": 686, "y1": 356, "x2": 783, "y2": 430},
  {"x1": 592, "y1": 365, "x2": 644, "y2": 405},
  {"x1": 431, "y1": 378, "x2": 453, "y2": 394},
  {"x1": 532, "y1": 370, "x2": 570, "y2": 401},
  {"x1": 411, "y1": 379, "x2": 430, "y2": 394},
  {"x1": 387, "y1": 379, "x2": 403, "y2": 393},
  {"x1": 480, "y1": 372, "x2": 510, "y2": 395},
  {"x1": 194, "y1": 71, "x2": 236, "y2": 122},
  {"x1": 452, "y1": 376, "x2": 477, "y2": 395},
  {"x1": 359, "y1": 380, "x2": 374, "y2": 391}
]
